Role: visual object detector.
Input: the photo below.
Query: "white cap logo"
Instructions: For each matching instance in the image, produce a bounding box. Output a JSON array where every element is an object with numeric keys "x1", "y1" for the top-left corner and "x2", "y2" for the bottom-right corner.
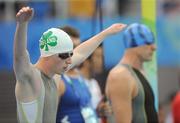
[{"x1": 39, "y1": 28, "x2": 73, "y2": 57}]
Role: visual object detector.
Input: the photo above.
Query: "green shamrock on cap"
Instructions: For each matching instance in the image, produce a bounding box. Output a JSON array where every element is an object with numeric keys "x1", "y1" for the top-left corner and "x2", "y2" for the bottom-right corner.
[{"x1": 40, "y1": 31, "x2": 58, "y2": 51}]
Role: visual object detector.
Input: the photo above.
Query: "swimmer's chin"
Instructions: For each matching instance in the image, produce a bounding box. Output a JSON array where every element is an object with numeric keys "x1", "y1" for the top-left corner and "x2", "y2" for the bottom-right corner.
[{"x1": 60, "y1": 69, "x2": 67, "y2": 74}]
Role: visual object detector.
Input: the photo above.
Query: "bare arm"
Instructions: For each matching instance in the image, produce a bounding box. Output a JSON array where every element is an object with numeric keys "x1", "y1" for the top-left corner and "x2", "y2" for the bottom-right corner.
[
  {"x1": 13, "y1": 7, "x2": 34, "y2": 82},
  {"x1": 106, "y1": 68, "x2": 133, "y2": 123},
  {"x1": 69, "y1": 23, "x2": 126, "y2": 69}
]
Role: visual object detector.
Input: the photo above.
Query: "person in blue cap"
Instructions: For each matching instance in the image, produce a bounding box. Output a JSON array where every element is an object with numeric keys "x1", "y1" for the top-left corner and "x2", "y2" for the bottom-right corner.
[{"x1": 105, "y1": 23, "x2": 158, "y2": 123}]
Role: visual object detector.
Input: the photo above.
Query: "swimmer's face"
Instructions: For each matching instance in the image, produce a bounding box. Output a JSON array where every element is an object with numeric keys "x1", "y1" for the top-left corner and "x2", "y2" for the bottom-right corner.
[
  {"x1": 49, "y1": 52, "x2": 73, "y2": 74},
  {"x1": 137, "y1": 43, "x2": 156, "y2": 61},
  {"x1": 91, "y1": 47, "x2": 103, "y2": 73}
]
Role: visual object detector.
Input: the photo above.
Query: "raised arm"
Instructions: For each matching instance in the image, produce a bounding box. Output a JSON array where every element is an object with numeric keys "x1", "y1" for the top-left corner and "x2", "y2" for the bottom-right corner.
[
  {"x1": 106, "y1": 69, "x2": 133, "y2": 123},
  {"x1": 69, "y1": 23, "x2": 126, "y2": 69},
  {"x1": 13, "y1": 7, "x2": 34, "y2": 82}
]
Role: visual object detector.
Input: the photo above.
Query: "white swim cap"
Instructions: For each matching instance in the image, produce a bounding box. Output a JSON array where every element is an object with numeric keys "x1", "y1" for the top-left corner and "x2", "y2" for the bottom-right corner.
[{"x1": 39, "y1": 28, "x2": 73, "y2": 57}]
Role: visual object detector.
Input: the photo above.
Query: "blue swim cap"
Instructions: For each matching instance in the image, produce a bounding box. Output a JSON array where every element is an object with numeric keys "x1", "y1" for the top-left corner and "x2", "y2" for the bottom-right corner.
[{"x1": 123, "y1": 23, "x2": 155, "y2": 48}]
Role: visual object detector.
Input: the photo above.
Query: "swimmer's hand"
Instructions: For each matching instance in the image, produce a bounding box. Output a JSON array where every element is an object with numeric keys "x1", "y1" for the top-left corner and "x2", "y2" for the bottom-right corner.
[
  {"x1": 102, "y1": 23, "x2": 127, "y2": 36},
  {"x1": 16, "y1": 6, "x2": 34, "y2": 23}
]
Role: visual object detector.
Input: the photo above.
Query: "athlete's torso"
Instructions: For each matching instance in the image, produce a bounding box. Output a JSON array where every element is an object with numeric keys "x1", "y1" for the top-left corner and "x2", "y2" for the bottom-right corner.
[
  {"x1": 107, "y1": 64, "x2": 158, "y2": 123},
  {"x1": 16, "y1": 70, "x2": 59, "y2": 123},
  {"x1": 132, "y1": 67, "x2": 158, "y2": 123},
  {"x1": 56, "y1": 74, "x2": 91, "y2": 123}
]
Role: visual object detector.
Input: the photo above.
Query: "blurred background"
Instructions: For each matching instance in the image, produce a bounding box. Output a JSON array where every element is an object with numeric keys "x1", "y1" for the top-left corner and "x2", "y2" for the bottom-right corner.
[{"x1": 0, "y1": 0, "x2": 179, "y2": 122}]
